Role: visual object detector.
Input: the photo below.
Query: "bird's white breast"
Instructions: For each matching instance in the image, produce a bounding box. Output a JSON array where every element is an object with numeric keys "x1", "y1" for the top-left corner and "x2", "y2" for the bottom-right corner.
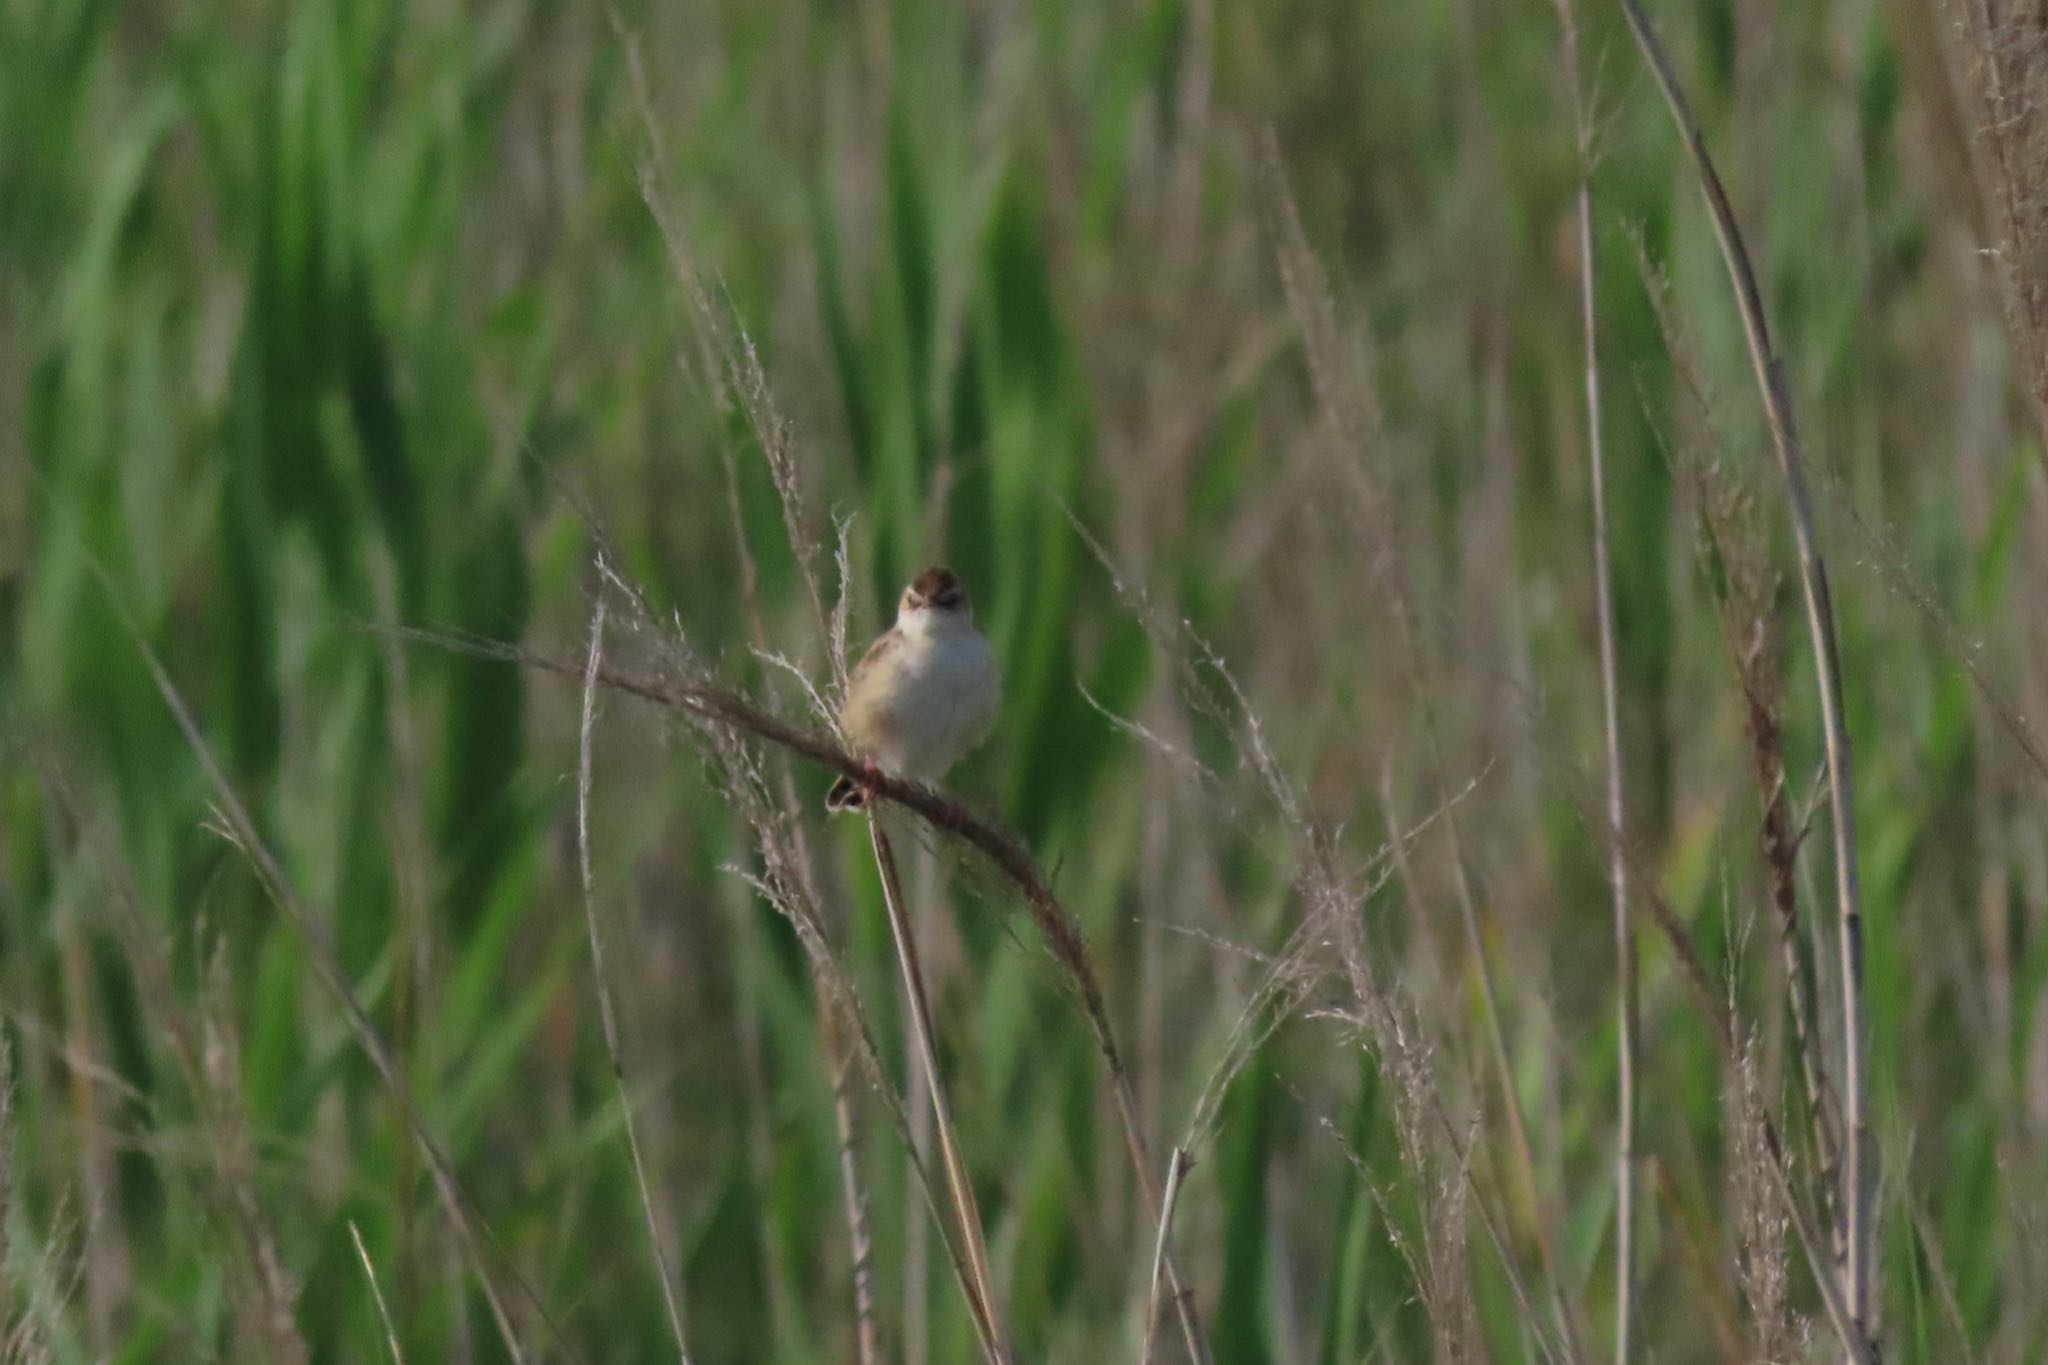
[{"x1": 876, "y1": 623, "x2": 998, "y2": 782}]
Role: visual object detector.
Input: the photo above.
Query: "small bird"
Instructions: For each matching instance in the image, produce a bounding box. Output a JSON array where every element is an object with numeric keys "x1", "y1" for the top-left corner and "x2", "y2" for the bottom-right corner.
[{"x1": 826, "y1": 565, "x2": 1000, "y2": 812}]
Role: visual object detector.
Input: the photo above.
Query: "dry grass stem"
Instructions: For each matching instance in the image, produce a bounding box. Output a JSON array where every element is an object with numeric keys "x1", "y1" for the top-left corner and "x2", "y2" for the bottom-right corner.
[
  {"x1": 576, "y1": 589, "x2": 694, "y2": 1364},
  {"x1": 1373, "y1": 787, "x2": 1553, "y2": 1365},
  {"x1": 866, "y1": 813, "x2": 1006, "y2": 1363},
  {"x1": 1947, "y1": 0, "x2": 2048, "y2": 475},
  {"x1": 1087, "y1": 509, "x2": 1542, "y2": 1361},
  {"x1": 349, "y1": 1222, "x2": 406, "y2": 1365},
  {"x1": 820, "y1": 1008, "x2": 883, "y2": 1365},
  {"x1": 1612, "y1": 838, "x2": 1874, "y2": 1365},
  {"x1": 1617, "y1": 1, "x2": 1875, "y2": 1349},
  {"x1": 1633, "y1": 245, "x2": 1843, "y2": 1226},
  {"x1": 1556, "y1": 0, "x2": 1636, "y2": 1351},
  {"x1": 1258, "y1": 128, "x2": 1589, "y2": 1362},
  {"x1": 1140, "y1": 1147, "x2": 1193, "y2": 1365},
  {"x1": 197, "y1": 948, "x2": 309, "y2": 1365},
  {"x1": 1730, "y1": 1041, "x2": 1800, "y2": 1360},
  {"x1": 711, "y1": 396, "x2": 881, "y2": 1359}
]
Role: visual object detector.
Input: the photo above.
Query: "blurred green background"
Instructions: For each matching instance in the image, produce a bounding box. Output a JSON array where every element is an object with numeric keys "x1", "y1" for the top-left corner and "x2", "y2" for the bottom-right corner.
[{"x1": 4, "y1": 0, "x2": 2046, "y2": 1360}]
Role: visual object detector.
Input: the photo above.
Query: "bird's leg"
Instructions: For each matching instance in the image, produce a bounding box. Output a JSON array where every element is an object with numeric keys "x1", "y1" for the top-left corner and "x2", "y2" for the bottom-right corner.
[{"x1": 861, "y1": 755, "x2": 882, "y2": 803}]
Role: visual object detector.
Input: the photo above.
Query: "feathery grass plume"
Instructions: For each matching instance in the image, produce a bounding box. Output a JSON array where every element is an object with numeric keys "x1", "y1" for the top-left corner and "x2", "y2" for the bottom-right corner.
[
  {"x1": 612, "y1": 12, "x2": 834, "y2": 664},
  {"x1": 1370, "y1": 773, "x2": 1591, "y2": 1365},
  {"x1": 1946, "y1": 0, "x2": 2048, "y2": 478},
  {"x1": 41, "y1": 785, "x2": 314, "y2": 1359},
  {"x1": 1729, "y1": 1035, "x2": 1807, "y2": 1362},
  {"x1": 1618, "y1": 4, "x2": 1875, "y2": 1350},
  {"x1": 696, "y1": 325, "x2": 885, "y2": 1359},
  {"x1": 1072, "y1": 509, "x2": 1556, "y2": 1362},
  {"x1": 819, "y1": 1001, "x2": 883, "y2": 1365},
  {"x1": 575, "y1": 589, "x2": 693, "y2": 1364},
  {"x1": 0, "y1": 1125, "x2": 70, "y2": 1365},
  {"x1": 1593, "y1": 815, "x2": 1874, "y2": 1364},
  {"x1": 1255, "y1": 126, "x2": 1589, "y2": 1363},
  {"x1": 719, "y1": 439, "x2": 880, "y2": 1360},
  {"x1": 721, "y1": 482, "x2": 881, "y2": 1362},
  {"x1": 1633, "y1": 242, "x2": 1843, "y2": 1239},
  {"x1": 196, "y1": 943, "x2": 310, "y2": 1365},
  {"x1": 52, "y1": 906, "x2": 124, "y2": 1352}
]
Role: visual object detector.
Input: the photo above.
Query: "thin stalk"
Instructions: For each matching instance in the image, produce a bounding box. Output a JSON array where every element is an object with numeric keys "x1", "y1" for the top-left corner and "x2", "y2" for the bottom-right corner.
[
  {"x1": 1556, "y1": 1, "x2": 1636, "y2": 1352},
  {"x1": 577, "y1": 593, "x2": 693, "y2": 1363},
  {"x1": 1617, "y1": 2, "x2": 1872, "y2": 1350},
  {"x1": 820, "y1": 1008, "x2": 883, "y2": 1365},
  {"x1": 1140, "y1": 1147, "x2": 1193, "y2": 1365},
  {"x1": 1630, "y1": 876, "x2": 1875, "y2": 1365},
  {"x1": 867, "y1": 813, "x2": 1006, "y2": 1364},
  {"x1": 714, "y1": 432, "x2": 881, "y2": 1360},
  {"x1": 1632, "y1": 241, "x2": 1842, "y2": 1228},
  {"x1": 349, "y1": 1221, "x2": 406, "y2": 1365}
]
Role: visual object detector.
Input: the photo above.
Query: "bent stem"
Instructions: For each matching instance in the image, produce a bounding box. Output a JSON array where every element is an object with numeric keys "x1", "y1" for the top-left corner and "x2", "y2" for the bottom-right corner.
[
  {"x1": 1617, "y1": 0, "x2": 1873, "y2": 1350},
  {"x1": 866, "y1": 813, "x2": 1006, "y2": 1364},
  {"x1": 394, "y1": 623, "x2": 1213, "y2": 1364}
]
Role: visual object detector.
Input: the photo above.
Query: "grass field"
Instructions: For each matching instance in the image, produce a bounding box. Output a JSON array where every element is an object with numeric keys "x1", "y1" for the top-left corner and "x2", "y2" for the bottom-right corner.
[{"x1": 6, "y1": 0, "x2": 2048, "y2": 1360}]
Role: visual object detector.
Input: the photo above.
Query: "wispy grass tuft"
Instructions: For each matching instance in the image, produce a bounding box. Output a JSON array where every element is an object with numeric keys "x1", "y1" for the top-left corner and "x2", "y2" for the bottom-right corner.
[
  {"x1": 1619, "y1": 2, "x2": 1876, "y2": 1350},
  {"x1": 575, "y1": 586, "x2": 693, "y2": 1363}
]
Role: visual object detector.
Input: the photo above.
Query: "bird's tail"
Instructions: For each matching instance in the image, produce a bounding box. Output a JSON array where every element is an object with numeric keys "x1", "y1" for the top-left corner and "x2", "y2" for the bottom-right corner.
[{"x1": 825, "y1": 775, "x2": 867, "y2": 812}]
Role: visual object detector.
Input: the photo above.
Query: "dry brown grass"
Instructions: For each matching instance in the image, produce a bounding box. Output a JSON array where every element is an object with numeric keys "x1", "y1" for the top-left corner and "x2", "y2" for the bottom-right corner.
[{"x1": 1949, "y1": 0, "x2": 2048, "y2": 478}]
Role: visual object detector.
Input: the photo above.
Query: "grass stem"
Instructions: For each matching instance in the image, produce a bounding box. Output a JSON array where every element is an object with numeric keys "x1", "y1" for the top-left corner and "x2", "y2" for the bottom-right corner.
[
  {"x1": 1554, "y1": 2, "x2": 1637, "y2": 1352},
  {"x1": 1616, "y1": 2, "x2": 1873, "y2": 1350},
  {"x1": 867, "y1": 812, "x2": 1007, "y2": 1364}
]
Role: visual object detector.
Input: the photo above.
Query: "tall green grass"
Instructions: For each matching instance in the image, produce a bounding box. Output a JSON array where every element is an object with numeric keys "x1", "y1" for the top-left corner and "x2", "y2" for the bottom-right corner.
[{"x1": 4, "y1": 0, "x2": 2046, "y2": 1360}]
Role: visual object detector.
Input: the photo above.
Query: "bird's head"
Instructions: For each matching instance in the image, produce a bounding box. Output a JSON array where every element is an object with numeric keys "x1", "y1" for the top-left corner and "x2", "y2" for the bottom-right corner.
[{"x1": 899, "y1": 565, "x2": 970, "y2": 631}]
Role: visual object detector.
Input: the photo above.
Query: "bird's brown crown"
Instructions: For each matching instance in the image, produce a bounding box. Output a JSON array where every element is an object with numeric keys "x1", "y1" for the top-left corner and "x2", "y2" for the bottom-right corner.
[{"x1": 907, "y1": 565, "x2": 967, "y2": 611}]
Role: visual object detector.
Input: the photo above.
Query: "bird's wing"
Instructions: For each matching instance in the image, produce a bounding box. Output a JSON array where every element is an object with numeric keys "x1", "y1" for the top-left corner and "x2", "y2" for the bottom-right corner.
[
  {"x1": 839, "y1": 628, "x2": 904, "y2": 746},
  {"x1": 849, "y1": 627, "x2": 900, "y2": 679}
]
